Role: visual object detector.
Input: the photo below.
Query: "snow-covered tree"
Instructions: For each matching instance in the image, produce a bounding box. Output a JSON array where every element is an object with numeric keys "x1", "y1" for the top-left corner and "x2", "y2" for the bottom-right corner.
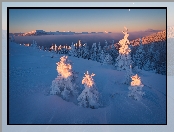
[
  {"x1": 41, "y1": 46, "x2": 44, "y2": 51},
  {"x1": 57, "y1": 45, "x2": 62, "y2": 54},
  {"x1": 77, "y1": 40, "x2": 83, "y2": 58},
  {"x1": 115, "y1": 27, "x2": 132, "y2": 70},
  {"x1": 107, "y1": 43, "x2": 118, "y2": 64},
  {"x1": 143, "y1": 59, "x2": 155, "y2": 71},
  {"x1": 98, "y1": 42, "x2": 102, "y2": 51},
  {"x1": 103, "y1": 40, "x2": 108, "y2": 53},
  {"x1": 128, "y1": 74, "x2": 145, "y2": 100},
  {"x1": 132, "y1": 38, "x2": 145, "y2": 69},
  {"x1": 143, "y1": 43, "x2": 156, "y2": 71},
  {"x1": 54, "y1": 44, "x2": 57, "y2": 52},
  {"x1": 82, "y1": 43, "x2": 90, "y2": 59},
  {"x1": 96, "y1": 42, "x2": 102, "y2": 62},
  {"x1": 77, "y1": 47, "x2": 82, "y2": 58},
  {"x1": 45, "y1": 47, "x2": 48, "y2": 51},
  {"x1": 80, "y1": 45, "x2": 84, "y2": 58},
  {"x1": 69, "y1": 42, "x2": 77, "y2": 57},
  {"x1": 154, "y1": 41, "x2": 166, "y2": 75},
  {"x1": 90, "y1": 43, "x2": 97, "y2": 61},
  {"x1": 60, "y1": 46, "x2": 65, "y2": 54},
  {"x1": 32, "y1": 40, "x2": 38, "y2": 49},
  {"x1": 99, "y1": 50, "x2": 105, "y2": 63},
  {"x1": 112, "y1": 40, "x2": 114, "y2": 44},
  {"x1": 77, "y1": 71, "x2": 100, "y2": 109},
  {"x1": 50, "y1": 56, "x2": 78, "y2": 100},
  {"x1": 102, "y1": 53, "x2": 113, "y2": 65},
  {"x1": 64, "y1": 45, "x2": 69, "y2": 54}
]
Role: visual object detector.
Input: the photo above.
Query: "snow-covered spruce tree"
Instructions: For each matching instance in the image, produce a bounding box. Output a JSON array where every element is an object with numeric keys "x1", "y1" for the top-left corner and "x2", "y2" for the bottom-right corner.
[
  {"x1": 54, "y1": 44, "x2": 57, "y2": 53},
  {"x1": 90, "y1": 43, "x2": 98, "y2": 61},
  {"x1": 128, "y1": 74, "x2": 145, "y2": 100},
  {"x1": 143, "y1": 43, "x2": 155, "y2": 71},
  {"x1": 65, "y1": 46, "x2": 69, "y2": 54},
  {"x1": 98, "y1": 42, "x2": 102, "y2": 51},
  {"x1": 115, "y1": 27, "x2": 132, "y2": 71},
  {"x1": 41, "y1": 46, "x2": 44, "y2": 51},
  {"x1": 99, "y1": 50, "x2": 105, "y2": 63},
  {"x1": 32, "y1": 40, "x2": 38, "y2": 49},
  {"x1": 112, "y1": 40, "x2": 114, "y2": 44},
  {"x1": 143, "y1": 59, "x2": 152, "y2": 71},
  {"x1": 96, "y1": 42, "x2": 102, "y2": 62},
  {"x1": 77, "y1": 47, "x2": 82, "y2": 58},
  {"x1": 82, "y1": 43, "x2": 90, "y2": 59},
  {"x1": 132, "y1": 38, "x2": 146, "y2": 70},
  {"x1": 154, "y1": 41, "x2": 166, "y2": 75},
  {"x1": 77, "y1": 40, "x2": 83, "y2": 58},
  {"x1": 69, "y1": 42, "x2": 77, "y2": 57},
  {"x1": 35, "y1": 41, "x2": 39, "y2": 49},
  {"x1": 102, "y1": 53, "x2": 113, "y2": 65},
  {"x1": 63, "y1": 46, "x2": 67, "y2": 54},
  {"x1": 57, "y1": 45, "x2": 62, "y2": 54},
  {"x1": 77, "y1": 71, "x2": 100, "y2": 109},
  {"x1": 60, "y1": 46, "x2": 66, "y2": 54},
  {"x1": 107, "y1": 43, "x2": 118, "y2": 65},
  {"x1": 103, "y1": 40, "x2": 108, "y2": 53},
  {"x1": 50, "y1": 56, "x2": 78, "y2": 100},
  {"x1": 80, "y1": 44, "x2": 84, "y2": 58}
]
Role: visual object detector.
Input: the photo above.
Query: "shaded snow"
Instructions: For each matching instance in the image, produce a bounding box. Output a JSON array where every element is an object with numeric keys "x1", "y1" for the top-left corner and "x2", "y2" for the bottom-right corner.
[{"x1": 9, "y1": 42, "x2": 166, "y2": 124}]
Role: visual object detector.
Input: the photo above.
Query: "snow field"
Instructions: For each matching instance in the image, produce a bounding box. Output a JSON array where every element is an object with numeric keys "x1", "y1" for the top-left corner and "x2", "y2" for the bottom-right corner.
[{"x1": 9, "y1": 41, "x2": 166, "y2": 124}]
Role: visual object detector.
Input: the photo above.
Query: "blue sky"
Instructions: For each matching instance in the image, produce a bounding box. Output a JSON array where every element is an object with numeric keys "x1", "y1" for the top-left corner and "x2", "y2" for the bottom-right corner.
[
  {"x1": 9, "y1": 8, "x2": 166, "y2": 33},
  {"x1": 3, "y1": 2, "x2": 174, "y2": 33}
]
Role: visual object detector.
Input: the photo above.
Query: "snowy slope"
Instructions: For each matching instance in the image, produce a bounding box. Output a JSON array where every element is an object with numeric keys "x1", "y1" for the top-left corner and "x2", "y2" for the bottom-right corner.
[{"x1": 9, "y1": 42, "x2": 166, "y2": 124}]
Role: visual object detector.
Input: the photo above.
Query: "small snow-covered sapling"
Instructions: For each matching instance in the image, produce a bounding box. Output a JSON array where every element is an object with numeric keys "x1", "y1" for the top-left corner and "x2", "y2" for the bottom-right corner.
[
  {"x1": 77, "y1": 71, "x2": 100, "y2": 109},
  {"x1": 128, "y1": 74, "x2": 145, "y2": 100}
]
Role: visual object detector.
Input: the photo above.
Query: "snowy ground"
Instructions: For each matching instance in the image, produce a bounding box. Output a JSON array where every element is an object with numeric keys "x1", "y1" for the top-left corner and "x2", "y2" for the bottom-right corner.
[{"x1": 9, "y1": 41, "x2": 166, "y2": 124}]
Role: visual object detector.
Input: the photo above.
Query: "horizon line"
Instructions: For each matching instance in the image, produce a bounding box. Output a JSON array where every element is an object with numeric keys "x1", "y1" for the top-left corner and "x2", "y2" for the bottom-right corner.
[{"x1": 8, "y1": 29, "x2": 165, "y2": 34}]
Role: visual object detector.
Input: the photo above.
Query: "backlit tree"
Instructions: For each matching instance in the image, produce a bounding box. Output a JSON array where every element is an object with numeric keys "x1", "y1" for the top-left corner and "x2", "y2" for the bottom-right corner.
[
  {"x1": 50, "y1": 56, "x2": 78, "y2": 100},
  {"x1": 77, "y1": 71, "x2": 100, "y2": 109},
  {"x1": 115, "y1": 27, "x2": 132, "y2": 70},
  {"x1": 128, "y1": 74, "x2": 145, "y2": 100}
]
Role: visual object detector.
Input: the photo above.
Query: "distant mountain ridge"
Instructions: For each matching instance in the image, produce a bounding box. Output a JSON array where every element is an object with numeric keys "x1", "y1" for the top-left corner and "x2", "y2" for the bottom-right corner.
[
  {"x1": 144, "y1": 29, "x2": 161, "y2": 32},
  {"x1": 130, "y1": 30, "x2": 166, "y2": 46}
]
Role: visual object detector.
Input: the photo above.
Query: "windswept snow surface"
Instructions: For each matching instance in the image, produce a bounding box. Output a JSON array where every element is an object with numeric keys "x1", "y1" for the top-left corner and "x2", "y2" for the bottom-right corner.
[{"x1": 9, "y1": 42, "x2": 166, "y2": 124}]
